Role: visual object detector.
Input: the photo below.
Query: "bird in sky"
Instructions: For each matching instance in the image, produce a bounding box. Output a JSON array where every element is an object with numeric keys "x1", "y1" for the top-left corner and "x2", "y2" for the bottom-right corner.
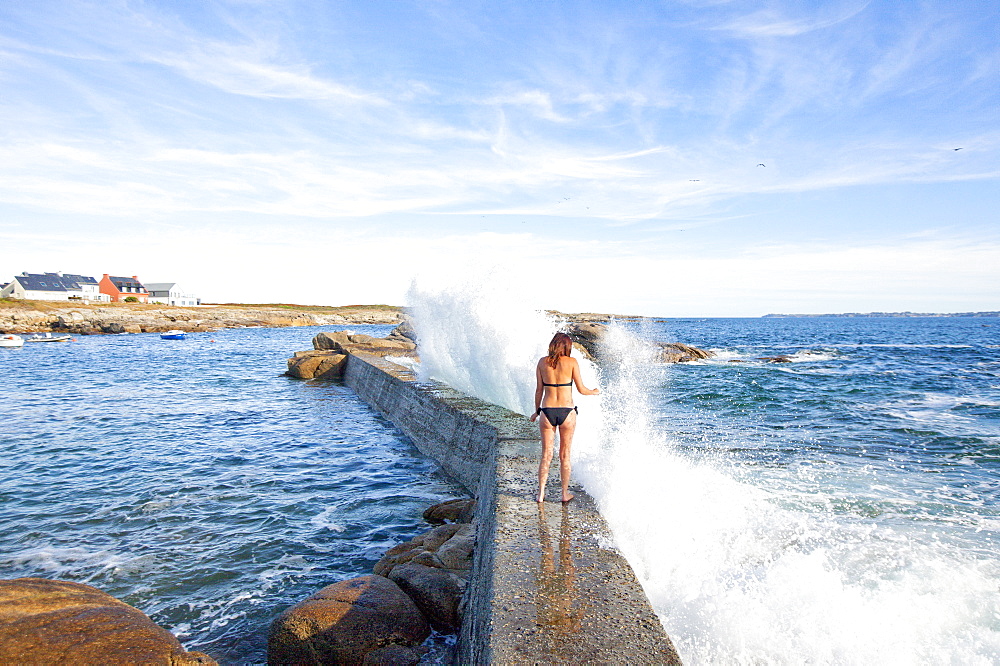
[
  {"x1": 757, "y1": 163, "x2": 766, "y2": 167},
  {"x1": 954, "y1": 148, "x2": 963, "y2": 151}
]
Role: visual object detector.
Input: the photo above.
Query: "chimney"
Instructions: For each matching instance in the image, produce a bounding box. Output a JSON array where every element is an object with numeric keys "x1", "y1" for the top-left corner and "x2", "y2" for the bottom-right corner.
[{"x1": 103, "y1": 274, "x2": 109, "y2": 279}]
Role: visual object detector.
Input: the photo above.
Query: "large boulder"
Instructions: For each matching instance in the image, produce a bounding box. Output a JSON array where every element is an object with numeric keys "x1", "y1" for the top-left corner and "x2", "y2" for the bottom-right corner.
[
  {"x1": 757, "y1": 355, "x2": 793, "y2": 363},
  {"x1": 268, "y1": 575, "x2": 429, "y2": 666},
  {"x1": 373, "y1": 524, "x2": 462, "y2": 577},
  {"x1": 565, "y1": 322, "x2": 713, "y2": 363},
  {"x1": 422, "y1": 498, "x2": 476, "y2": 525},
  {"x1": 313, "y1": 331, "x2": 354, "y2": 352},
  {"x1": 374, "y1": 523, "x2": 474, "y2": 582},
  {"x1": 286, "y1": 352, "x2": 348, "y2": 379},
  {"x1": 387, "y1": 563, "x2": 466, "y2": 633},
  {"x1": 387, "y1": 319, "x2": 416, "y2": 344},
  {"x1": 564, "y1": 322, "x2": 606, "y2": 360},
  {"x1": 433, "y1": 525, "x2": 475, "y2": 571},
  {"x1": 658, "y1": 342, "x2": 714, "y2": 363},
  {"x1": 0, "y1": 578, "x2": 216, "y2": 665},
  {"x1": 311, "y1": 331, "x2": 416, "y2": 357}
]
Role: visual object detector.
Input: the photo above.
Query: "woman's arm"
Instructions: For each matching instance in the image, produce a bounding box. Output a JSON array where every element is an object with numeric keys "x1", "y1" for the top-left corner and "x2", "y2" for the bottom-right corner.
[
  {"x1": 530, "y1": 359, "x2": 544, "y2": 421},
  {"x1": 572, "y1": 358, "x2": 600, "y2": 396}
]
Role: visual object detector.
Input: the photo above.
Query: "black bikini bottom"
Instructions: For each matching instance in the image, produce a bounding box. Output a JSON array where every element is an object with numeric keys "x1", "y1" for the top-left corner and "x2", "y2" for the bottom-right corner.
[{"x1": 539, "y1": 406, "x2": 578, "y2": 427}]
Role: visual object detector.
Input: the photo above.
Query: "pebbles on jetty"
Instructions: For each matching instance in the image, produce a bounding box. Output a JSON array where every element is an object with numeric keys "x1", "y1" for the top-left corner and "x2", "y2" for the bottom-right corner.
[{"x1": 0, "y1": 578, "x2": 217, "y2": 665}]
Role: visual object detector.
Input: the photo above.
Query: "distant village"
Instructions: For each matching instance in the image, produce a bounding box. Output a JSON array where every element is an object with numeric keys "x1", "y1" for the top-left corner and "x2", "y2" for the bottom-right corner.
[{"x1": 0, "y1": 272, "x2": 200, "y2": 307}]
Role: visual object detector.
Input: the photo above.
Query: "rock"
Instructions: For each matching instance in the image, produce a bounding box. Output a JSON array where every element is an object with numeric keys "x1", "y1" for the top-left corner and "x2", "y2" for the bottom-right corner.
[
  {"x1": 313, "y1": 331, "x2": 354, "y2": 352},
  {"x1": 387, "y1": 319, "x2": 417, "y2": 344},
  {"x1": 362, "y1": 644, "x2": 428, "y2": 665},
  {"x1": 564, "y1": 322, "x2": 607, "y2": 359},
  {"x1": 410, "y1": 551, "x2": 445, "y2": 568},
  {"x1": 757, "y1": 355, "x2": 793, "y2": 363},
  {"x1": 420, "y1": 524, "x2": 463, "y2": 550},
  {"x1": 310, "y1": 331, "x2": 416, "y2": 358},
  {"x1": 123, "y1": 324, "x2": 143, "y2": 334},
  {"x1": 0, "y1": 577, "x2": 216, "y2": 665},
  {"x1": 434, "y1": 525, "x2": 475, "y2": 571},
  {"x1": 268, "y1": 575, "x2": 429, "y2": 666},
  {"x1": 373, "y1": 542, "x2": 424, "y2": 577},
  {"x1": 658, "y1": 342, "x2": 714, "y2": 363},
  {"x1": 374, "y1": 524, "x2": 474, "y2": 581},
  {"x1": 422, "y1": 498, "x2": 476, "y2": 525},
  {"x1": 286, "y1": 352, "x2": 348, "y2": 379},
  {"x1": 388, "y1": 563, "x2": 466, "y2": 632}
]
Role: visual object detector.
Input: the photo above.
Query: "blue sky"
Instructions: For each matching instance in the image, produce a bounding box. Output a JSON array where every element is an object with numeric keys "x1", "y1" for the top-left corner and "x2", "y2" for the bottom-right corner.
[{"x1": 1, "y1": 0, "x2": 997, "y2": 316}]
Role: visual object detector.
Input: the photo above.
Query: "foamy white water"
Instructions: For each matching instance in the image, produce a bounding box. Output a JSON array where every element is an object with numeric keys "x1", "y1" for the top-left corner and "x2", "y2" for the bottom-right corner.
[{"x1": 407, "y1": 282, "x2": 1000, "y2": 665}]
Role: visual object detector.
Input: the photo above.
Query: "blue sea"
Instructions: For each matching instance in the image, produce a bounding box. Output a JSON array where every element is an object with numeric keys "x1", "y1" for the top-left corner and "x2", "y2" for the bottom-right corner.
[
  {"x1": 2, "y1": 316, "x2": 999, "y2": 664},
  {"x1": 0, "y1": 325, "x2": 464, "y2": 664}
]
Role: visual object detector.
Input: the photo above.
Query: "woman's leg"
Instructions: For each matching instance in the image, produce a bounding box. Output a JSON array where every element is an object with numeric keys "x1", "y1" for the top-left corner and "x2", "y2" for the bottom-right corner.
[
  {"x1": 537, "y1": 418, "x2": 556, "y2": 502},
  {"x1": 556, "y1": 412, "x2": 577, "y2": 502}
]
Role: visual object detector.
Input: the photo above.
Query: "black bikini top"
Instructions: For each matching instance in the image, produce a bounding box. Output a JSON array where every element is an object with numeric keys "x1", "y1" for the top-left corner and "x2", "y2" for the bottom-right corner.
[{"x1": 542, "y1": 381, "x2": 572, "y2": 387}]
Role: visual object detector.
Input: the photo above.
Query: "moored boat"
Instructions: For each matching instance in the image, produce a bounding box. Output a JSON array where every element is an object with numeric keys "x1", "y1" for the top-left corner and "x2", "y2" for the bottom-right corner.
[
  {"x1": 160, "y1": 330, "x2": 187, "y2": 340},
  {"x1": 25, "y1": 333, "x2": 72, "y2": 343},
  {"x1": 0, "y1": 334, "x2": 24, "y2": 348}
]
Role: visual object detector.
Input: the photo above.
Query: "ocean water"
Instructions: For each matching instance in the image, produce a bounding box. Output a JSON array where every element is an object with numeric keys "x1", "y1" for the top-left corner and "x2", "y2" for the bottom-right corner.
[
  {"x1": 4, "y1": 310, "x2": 999, "y2": 665},
  {"x1": 0, "y1": 325, "x2": 464, "y2": 664},
  {"x1": 407, "y1": 284, "x2": 1000, "y2": 665}
]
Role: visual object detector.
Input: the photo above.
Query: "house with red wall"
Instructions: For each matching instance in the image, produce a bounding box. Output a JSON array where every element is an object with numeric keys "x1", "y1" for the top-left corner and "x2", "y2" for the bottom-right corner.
[{"x1": 99, "y1": 274, "x2": 149, "y2": 303}]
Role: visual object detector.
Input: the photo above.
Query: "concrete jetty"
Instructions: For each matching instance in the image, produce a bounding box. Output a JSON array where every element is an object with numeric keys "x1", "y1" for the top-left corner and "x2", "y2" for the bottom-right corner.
[{"x1": 343, "y1": 351, "x2": 682, "y2": 664}]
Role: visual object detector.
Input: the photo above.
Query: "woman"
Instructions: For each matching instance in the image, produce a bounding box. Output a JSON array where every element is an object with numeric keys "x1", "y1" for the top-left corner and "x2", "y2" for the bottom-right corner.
[{"x1": 530, "y1": 332, "x2": 600, "y2": 503}]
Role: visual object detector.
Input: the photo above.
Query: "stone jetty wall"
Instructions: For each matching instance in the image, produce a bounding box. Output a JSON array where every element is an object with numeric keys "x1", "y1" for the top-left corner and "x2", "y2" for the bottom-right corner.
[{"x1": 341, "y1": 351, "x2": 682, "y2": 664}]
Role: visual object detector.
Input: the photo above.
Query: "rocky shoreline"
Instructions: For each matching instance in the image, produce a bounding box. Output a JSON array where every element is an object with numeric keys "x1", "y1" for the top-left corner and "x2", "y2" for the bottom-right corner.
[{"x1": 0, "y1": 302, "x2": 404, "y2": 335}]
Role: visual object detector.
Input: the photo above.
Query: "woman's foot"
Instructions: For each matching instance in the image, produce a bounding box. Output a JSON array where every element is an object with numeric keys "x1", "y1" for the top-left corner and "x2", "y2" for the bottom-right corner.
[
  {"x1": 536, "y1": 490, "x2": 545, "y2": 503},
  {"x1": 561, "y1": 493, "x2": 575, "y2": 503}
]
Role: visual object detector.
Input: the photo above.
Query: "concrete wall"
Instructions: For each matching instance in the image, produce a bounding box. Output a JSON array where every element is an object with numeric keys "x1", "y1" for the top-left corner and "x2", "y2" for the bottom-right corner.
[{"x1": 344, "y1": 352, "x2": 681, "y2": 665}]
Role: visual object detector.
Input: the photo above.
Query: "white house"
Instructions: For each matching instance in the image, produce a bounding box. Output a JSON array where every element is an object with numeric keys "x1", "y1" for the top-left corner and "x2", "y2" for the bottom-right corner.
[
  {"x1": 0, "y1": 272, "x2": 109, "y2": 302},
  {"x1": 145, "y1": 283, "x2": 199, "y2": 307}
]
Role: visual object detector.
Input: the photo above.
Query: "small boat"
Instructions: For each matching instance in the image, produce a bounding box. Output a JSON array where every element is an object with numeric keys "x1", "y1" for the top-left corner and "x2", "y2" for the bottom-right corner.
[
  {"x1": 160, "y1": 330, "x2": 187, "y2": 340},
  {"x1": 26, "y1": 332, "x2": 72, "y2": 343},
  {"x1": 0, "y1": 334, "x2": 24, "y2": 348}
]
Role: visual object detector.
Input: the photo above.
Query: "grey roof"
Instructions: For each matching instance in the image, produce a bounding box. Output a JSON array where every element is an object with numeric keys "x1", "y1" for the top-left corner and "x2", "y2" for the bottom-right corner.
[
  {"x1": 108, "y1": 276, "x2": 147, "y2": 290},
  {"x1": 62, "y1": 273, "x2": 98, "y2": 285},
  {"x1": 144, "y1": 283, "x2": 176, "y2": 292},
  {"x1": 13, "y1": 272, "x2": 96, "y2": 292}
]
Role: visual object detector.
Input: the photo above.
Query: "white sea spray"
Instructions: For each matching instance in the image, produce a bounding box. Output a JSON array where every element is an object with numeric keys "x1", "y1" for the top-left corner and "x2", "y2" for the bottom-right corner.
[{"x1": 409, "y1": 280, "x2": 1000, "y2": 665}]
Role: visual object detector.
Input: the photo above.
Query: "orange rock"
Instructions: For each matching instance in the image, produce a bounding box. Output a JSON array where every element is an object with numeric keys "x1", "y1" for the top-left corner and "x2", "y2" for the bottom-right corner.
[{"x1": 0, "y1": 578, "x2": 216, "y2": 665}]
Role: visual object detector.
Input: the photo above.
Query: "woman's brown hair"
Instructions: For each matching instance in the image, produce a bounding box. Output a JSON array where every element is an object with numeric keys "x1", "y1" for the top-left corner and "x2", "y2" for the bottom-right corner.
[{"x1": 546, "y1": 332, "x2": 573, "y2": 368}]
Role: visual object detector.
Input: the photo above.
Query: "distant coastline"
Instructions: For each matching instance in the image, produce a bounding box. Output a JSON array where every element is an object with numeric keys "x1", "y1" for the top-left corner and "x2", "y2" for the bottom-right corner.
[
  {"x1": 763, "y1": 311, "x2": 1000, "y2": 318},
  {"x1": 0, "y1": 300, "x2": 404, "y2": 334}
]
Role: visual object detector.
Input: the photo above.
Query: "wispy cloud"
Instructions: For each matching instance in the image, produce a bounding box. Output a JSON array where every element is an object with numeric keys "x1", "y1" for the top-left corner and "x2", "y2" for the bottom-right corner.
[
  {"x1": 149, "y1": 43, "x2": 384, "y2": 103},
  {"x1": 712, "y1": 1, "x2": 873, "y2": 37}
]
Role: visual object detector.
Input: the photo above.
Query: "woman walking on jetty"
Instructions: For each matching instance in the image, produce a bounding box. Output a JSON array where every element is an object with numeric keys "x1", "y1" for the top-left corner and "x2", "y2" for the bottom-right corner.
[{"x1": 530, "y1": 332, "x2": 600, "y2": 503}]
